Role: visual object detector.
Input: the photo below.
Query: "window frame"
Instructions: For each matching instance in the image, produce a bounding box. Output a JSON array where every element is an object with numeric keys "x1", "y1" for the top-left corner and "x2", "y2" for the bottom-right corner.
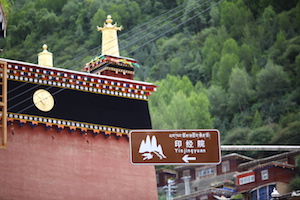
[
  {"x1": 261, "y1": 169, "x2": 269, "y2": 180},
  {"x1": 222, "y1": 160, "x2": 230, "y2": 173}
]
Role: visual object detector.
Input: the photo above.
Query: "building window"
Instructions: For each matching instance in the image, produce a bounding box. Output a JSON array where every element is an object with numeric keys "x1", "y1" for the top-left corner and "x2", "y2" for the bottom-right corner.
[
  {"x1": 261, "y1": 170, "x2": 269, "y2": 180},
  {"x1": 197, "y1": 167, "x2": 215, "y2": 179},
  {"x1": 251, "y1": 184, "x2": 275, "y2": 200},
  {"x1": 222, "y1": 160, "x2": 230, "y2": 173},
  {"x1": 239, "y1": 175, "x2": 255, "y2": 185},
  {"x1": 183, "y1": 169, "x2": 190, "y2": 177}
]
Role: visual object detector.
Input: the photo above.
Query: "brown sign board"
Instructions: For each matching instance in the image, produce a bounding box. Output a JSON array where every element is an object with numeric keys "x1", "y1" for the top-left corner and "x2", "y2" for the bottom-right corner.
[{"x1": 129, "y1": 129, "x2": 221, "y2": 165}]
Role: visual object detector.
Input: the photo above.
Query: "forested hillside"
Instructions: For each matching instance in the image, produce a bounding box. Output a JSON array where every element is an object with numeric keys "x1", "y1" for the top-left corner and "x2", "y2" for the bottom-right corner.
[{"x1": 1, "y1": 0, "x2": 300, "y2": 153}]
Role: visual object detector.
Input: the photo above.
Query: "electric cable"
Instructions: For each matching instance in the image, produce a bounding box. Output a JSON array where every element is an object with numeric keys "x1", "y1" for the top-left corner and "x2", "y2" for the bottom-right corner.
[
  {"x1": 8, "y1": 81, "x2": 30, "y2": 94},
  {"x1": 67, "y1": 0, "x2": 214, "y2": 70},
  {"x1": 56, "y1": 0, "x2": 191, "y2": 69},
  {"x1": 8, "y1": 85, "x2": 53, "y2": 111},
  {"x1": 118, "y1": 0, "x2": 190, "y2": 37},
  {"x1": 8, "y1": 84, "x2": 40, "y2": 102},
  {"x1": 58, "y1": 0, "x2": 208, "y2": 70},
  {"x1": 11, "y1": 0, "x2": 224, "y2": 115},
  {"x1": 16, "y1": 86, "x2": 64, "y2": 114},
  {"x1": 121, "y1": 0, "x2": 213, "y2": 56},
  {"x1": 124, "y1": 0, "x2": 225, "y2": 56},
  {"x1": 118, "y1": 0, "x2": 207, "y2": 48}
]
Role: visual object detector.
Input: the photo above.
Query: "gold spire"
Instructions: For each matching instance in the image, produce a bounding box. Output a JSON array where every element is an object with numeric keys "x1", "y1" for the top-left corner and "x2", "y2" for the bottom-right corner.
[
  {"x1": 38, "y1": 44, "x2": 53, "y2": 67},
  {"x1": 97, "y1": 15, "x2": 122, "y2": 56}
]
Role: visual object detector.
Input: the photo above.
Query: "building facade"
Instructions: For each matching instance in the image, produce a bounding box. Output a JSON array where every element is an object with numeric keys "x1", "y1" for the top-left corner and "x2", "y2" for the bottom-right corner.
[
  {"x1": 171, "y1": 152, "x2": 299, "y2": 200},
  {"x1": 0, "y1": 15, "x2": 158, "y2": 199}
]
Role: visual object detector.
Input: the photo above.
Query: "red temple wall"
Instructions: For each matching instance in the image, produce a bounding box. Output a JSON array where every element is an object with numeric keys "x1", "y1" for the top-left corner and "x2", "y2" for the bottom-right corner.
[{"x1": 0, "y1": 123, "x2": 158, "y2": 200}]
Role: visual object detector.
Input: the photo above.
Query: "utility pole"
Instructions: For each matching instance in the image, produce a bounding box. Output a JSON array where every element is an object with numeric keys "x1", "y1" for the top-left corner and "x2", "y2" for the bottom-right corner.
[{"x1": 164, "y1": 179, "x2": 177, "y2": 200}]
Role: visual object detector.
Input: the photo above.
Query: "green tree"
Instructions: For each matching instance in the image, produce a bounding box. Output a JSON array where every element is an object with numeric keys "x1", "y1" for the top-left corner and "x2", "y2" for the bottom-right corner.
[
  {"x1": 252, "y1": 110, "x2": 263, "y2": 128},
  {"x1": 87, "y1": 8, "x2": 107, "y2": 47},
  {"x1": 106, "y1": 1, "x2": 141, "y2": 30},
  {"x1": 35, "y1": 0, "x2": 67, "y2": 14},
  {"x1": 222, "y1": 127, "x2": 251, "y2": 145},
  {"x1": 1, "y1": 0, "x2": 12, "y2": 14},
  {"x1": 220, "y1": 0, "x2": 253, "y2": 40},
  {"x1": 209, "y1": 5, "x2": 220, "y2": 27},
  {"x1": 207, "y1": 85, "x2": 227, "y2": 118},
  {"x1": 255, "y1": 61, "x2": 290, "y2": 101},
  {"x1": 228, "y1": 67, "x2": 253, "y2": 112},
  {"x1": 259, "y1": 5, "x2": 278, "y2": 51},
  {"x1": 149, "y1": 75, "x2": 212, "y2": 129},
  {"x1": 221, "y1": 38, "x2": 239, "y2": 56},
  {"x1": 188, "y1": 91, "x2": 213, "y2": 129},
  {"x1": 296, "y1": 53, "x2": 300, "y2": 86},
  {"x1": 163, "y1": 91, "x2": 197, "y2": 129},
  {"x1": 269, "y1": 30, "x2": 287, "y2": 65},
  {"x1": 181, "y1": 0, "x2": 210, "y2": 34},
  {"x1": 271, "y1": 121, "x2": 300, "y2": 144},
  {"x1": 201, "y1": 33, "x2": 221, "y2": 83},
  {"x1": 239, "y1": 43, "x2": 254, "y2": 72},
  {"x1": 281, "y1": 36, "x2": 300, "y2": 75},
  {"x1": 60, "y1": 0, "x2": 82, "y2": 28},
  {"x1": 248, "y1": 126, "x2": 275, "y2": 144},
  {"x1": 217, "y1": 53, "x2": 240, "y2": 90},
  {"x1": 169, "y1": 57, "x2": 183, "y2": 76},
  {"x1": 289, "y1": 176, "x2": 300, "y2": 191}
]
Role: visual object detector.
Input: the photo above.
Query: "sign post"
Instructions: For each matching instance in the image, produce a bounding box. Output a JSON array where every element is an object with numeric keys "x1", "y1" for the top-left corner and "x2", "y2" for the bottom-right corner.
[{"x1": 129, "y1": 129, "x2": 221, "y2": 165}]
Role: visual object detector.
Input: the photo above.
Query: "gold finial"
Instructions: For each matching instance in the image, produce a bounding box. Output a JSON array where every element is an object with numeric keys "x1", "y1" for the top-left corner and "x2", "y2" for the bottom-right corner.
[
  {"x1": 106, "y1": 15, "x2": 113, "y2": 24},
  {"x1": 97, "y1": 15, "x2": 122, "y2": 56},
  {"x1": 42, "y1": 44, "x2": 48, "y2": 51},
  {"x1": 38, "y1": 44, "x2": 53, "y2": 67}
]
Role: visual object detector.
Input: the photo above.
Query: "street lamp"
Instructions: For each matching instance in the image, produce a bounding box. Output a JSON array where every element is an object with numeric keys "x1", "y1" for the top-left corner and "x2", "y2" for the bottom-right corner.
[
  {"x1": 163, "y1": 179, "x2": 177, "y2": 200},
  {"x1": 271, "y1": 188, "x2": 280, "y2": 200}
]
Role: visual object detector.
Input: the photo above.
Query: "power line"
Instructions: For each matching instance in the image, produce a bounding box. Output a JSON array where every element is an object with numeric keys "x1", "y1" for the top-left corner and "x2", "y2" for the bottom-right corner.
[
  {"x1": 8, "y1": 85, "x2": 52, "y2": 111},
  {"x1": 16, "y1": 87, "x2": 64, "y2": 114},
  {"x1": 11, "y1": 0, "x2": 223, "y2": 115},
  {"x1": 8, "y1": 67, "x2": 97, "y2": 113},
  {"x1": 66, "y1": 0, "x2": 214, "y2": 70},
  {"x1": 8, "y1": 84, "x2": 40, "y2": 102},
  {"x1": 8, "y1": 80, "x2": 31, "y2": 94},
  {"x1": 118, "y1": 0, "x2": 191, "y2": 38},
  {"x1": 56, "y1": 0, "x2": 191, "y2": 69},
  {"x1": 58, "y1": 0, "x2": 209, "y2": 70},
  {"x1": 125, "y1": 0, "x2": 225, "y2": 56},
  {"x1": 117, "y1": 0, "x2": 208, "y2": 52},
  {"x1": 122, "y1": 0, "x2": 214, "y2": 56},
  {"x1": 98, "y1": 0, "x2": 212, "y2": 59}
]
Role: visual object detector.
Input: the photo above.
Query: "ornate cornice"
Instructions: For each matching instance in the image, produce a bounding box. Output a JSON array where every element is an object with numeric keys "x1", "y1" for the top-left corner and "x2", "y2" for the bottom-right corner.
[
  {"x1": 7, "y1": 63, "x2": 156, "y2": 101},
  {"x1": 8, "y1": 112, "x2": 130, "y2": 136}
]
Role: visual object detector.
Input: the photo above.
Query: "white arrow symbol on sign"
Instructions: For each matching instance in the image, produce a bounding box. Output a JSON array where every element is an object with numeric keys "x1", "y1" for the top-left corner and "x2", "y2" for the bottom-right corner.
[{"x1": 182, "y1": 155, "x2": 196, "y2": 163}]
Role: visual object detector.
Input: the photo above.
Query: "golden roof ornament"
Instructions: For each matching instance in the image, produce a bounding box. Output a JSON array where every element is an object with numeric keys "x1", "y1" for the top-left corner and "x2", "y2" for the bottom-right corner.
[
  {"x1": 97, "y1": 15, "x2": 122, "y2": 56},
  {"x1": 38, "y1": 44, "x2": 53, "y2": 67}
]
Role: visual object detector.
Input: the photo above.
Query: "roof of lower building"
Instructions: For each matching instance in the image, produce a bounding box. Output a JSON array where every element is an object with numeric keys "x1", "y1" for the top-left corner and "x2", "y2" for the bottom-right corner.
[{"x1": 238, "y1": 150, "x2": 300, "y2": 170}]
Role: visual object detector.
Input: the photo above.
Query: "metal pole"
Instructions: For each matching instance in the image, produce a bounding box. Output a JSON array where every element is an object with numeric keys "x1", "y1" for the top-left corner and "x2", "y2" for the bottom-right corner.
[{"x1": 166, "y1": 179, "x2": 173, "y2": 200}]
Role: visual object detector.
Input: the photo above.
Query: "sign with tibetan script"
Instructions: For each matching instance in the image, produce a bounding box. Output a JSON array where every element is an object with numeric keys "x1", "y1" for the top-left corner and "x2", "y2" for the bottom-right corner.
[
  {"x1": 129, "y1": 129, "x2": 221, "y2": 165},
  {"x1": 237, "y1": 171, "x2": 255, "y2": 185}
]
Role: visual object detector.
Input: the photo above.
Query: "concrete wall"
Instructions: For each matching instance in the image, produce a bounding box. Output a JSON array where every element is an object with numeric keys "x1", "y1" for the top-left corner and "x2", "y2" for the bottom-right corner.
[{"x1": 0, "y1": 123, "x2": 158, "y2": 200}]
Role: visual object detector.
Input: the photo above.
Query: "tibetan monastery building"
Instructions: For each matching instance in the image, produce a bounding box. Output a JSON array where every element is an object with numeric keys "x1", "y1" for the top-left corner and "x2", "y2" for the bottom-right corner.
[{"x1": 0, "y1": 15, "x2": 158, "y2": 199}]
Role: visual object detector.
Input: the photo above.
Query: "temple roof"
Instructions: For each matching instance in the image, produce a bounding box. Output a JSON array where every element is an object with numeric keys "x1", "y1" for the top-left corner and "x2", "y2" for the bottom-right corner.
[
  {"x1": 238, "y1": 150, "x2": 300, "y2": 170},
  {"x1": 3, "y1": 58, "x2": 156, "y2": 136}
]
